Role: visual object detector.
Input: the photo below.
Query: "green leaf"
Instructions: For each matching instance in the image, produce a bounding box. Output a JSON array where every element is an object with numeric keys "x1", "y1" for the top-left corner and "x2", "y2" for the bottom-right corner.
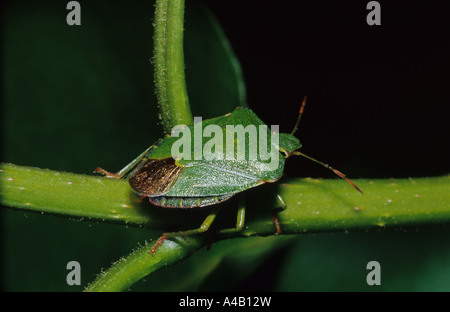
[{"x1": 184, "y1": 2, "x2": 248, "y2": 116}]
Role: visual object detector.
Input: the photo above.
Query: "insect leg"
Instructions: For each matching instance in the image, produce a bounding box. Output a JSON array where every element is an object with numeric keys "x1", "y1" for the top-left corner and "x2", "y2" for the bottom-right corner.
[
  {"x1": 271, "y1": 194, "x2": 286, "y2": 235},
  {"x1": 275, "y1": 194, "x2": 287, "y2": 212},
  {"x1": 218, "y1": 196, "x2": 246, "y2": 234},
  {"x1": 94, "y1": 146, "x2": 152, "y2": 179},
  {"x1": 151, "y1": 206, "x2": 221, "y2": 255}
]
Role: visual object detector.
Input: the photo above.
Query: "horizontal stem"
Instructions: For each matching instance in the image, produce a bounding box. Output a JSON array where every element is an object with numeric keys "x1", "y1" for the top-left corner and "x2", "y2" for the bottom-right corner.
[
  {"x1": 2, "y1": 163, "x2": 449, "y2": 291},
  {"x1": 1, "y1": 163, "x2": 450, "y2": 233}
]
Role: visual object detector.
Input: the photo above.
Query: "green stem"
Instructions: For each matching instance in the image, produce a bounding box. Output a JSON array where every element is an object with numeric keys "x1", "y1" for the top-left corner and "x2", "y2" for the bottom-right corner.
[
  {"x1": 84, "y1": 235, "x2": 206, "y2": 292},
  {"x1": 2, "y1": 163, "x2": 450, "y2": 291},
  {"x1": 153, "y1": 0, "x2": 193, "y2": 132},
  {"x1": 2, "y1": 163, "x2": 450, "y2": 233}
]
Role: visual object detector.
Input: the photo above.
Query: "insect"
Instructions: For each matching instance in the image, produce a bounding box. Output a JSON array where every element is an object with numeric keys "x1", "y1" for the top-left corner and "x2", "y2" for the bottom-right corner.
[{"x1": 95, "y1": 97, "x2": 362, "y2": 254}]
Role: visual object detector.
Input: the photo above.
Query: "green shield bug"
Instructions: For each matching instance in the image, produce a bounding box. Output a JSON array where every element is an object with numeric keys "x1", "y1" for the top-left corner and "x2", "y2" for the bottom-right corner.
[{"x1": 95, "y1": 97, "x2": 362, "y2": 254}]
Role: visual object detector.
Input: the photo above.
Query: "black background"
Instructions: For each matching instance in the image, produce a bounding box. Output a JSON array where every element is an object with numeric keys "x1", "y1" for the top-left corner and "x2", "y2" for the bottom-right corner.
[
  {"x1": 207, "y1": 0, "x2": 450, "y2": 180},
  {"x1": 206, "y1": 0, "x2": 450, "y2": 291},
  {"x1": 1, "y1": 0, "x2": 450, "y2": 292}
]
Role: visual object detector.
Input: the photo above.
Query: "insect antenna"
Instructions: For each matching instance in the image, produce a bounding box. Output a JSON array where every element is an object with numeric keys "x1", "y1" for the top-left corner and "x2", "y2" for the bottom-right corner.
[
  {"x1": 290, "y1": 96, "x2": 307, "y2": 136},
  {"x1": 292, "y1": 151, "x2": 363, "y2": 194}
]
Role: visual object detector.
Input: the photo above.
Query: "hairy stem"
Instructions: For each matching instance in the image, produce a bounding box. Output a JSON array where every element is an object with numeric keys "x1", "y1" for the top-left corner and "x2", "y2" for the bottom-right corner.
[
  {"x1": 0, "y1": 158, "x2": 450, "y2": 291},
  {"x1": 2, "y1": 163, "x2": 449, "y2": 233},
  {"x1": 153, "y1": 0, "x2": 193, "y2": 132},
  {"x1": 84, "y1": 235, "x2": 206, "y2": 292},
  {"x1": 2, "y1": 162, "x2": 450, "y2": 291}
]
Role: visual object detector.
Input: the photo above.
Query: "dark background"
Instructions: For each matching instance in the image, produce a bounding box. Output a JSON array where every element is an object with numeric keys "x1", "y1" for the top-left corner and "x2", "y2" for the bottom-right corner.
[
  {"x1": 208, "y1": 0, "x2": 450, "y2": 179},
  {"x1": 2, "y1": 0, "x2": 450, "y2": 292},
  {"x1": 208, "y1": 0, "x2": 450, "y2": 291}
]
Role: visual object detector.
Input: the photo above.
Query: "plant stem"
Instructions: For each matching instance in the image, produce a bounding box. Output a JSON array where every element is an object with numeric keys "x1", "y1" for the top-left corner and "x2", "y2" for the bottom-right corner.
[
  {"x1": 83, "y1": 173, "x2": 450, "y2": 291},
  {"x1": 153, "y1": 0, "x2": 193, "y2": 132},
  {"x1": 2, "y1": 163, "x2": 450, "y2": 234},
  {"x1": 84, "y1": 235, "x2": 206, "y2": 292},
  {"x1": 2, "y1": 163, "x2": 450, "y2": 291}
]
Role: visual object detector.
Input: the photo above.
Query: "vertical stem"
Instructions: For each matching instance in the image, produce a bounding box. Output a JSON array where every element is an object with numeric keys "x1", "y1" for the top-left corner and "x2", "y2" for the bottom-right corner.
[{"x1": 153, "y1": 0, "x2": 193, "y2": 133}]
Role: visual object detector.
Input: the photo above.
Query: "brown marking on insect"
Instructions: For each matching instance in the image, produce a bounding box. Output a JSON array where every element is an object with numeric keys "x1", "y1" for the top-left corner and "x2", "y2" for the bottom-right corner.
[{"x1": 129, "y1": 157, "x2": 183, "y2": 197}]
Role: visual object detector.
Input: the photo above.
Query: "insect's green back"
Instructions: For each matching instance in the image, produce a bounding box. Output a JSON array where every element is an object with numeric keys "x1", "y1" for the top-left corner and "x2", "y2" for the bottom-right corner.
[
  {"x1": 133, "y1": 106, "x2": 303, "y2": 199},
  {"x1": 126, "y1": 103, "x2": 362, "y2": 209},
  {"x1": 148, "y1": 106, "x2": 301, "y2": 161}
]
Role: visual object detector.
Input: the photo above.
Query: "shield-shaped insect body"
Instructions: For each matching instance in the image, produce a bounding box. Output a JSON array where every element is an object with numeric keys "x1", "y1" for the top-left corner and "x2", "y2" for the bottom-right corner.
[
  {"x1": 128, "y1": 106, "x2": 302, "y2": 208},
  {"x1": 95, "y1": 99, "x2": 362, "y2": 254}
]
